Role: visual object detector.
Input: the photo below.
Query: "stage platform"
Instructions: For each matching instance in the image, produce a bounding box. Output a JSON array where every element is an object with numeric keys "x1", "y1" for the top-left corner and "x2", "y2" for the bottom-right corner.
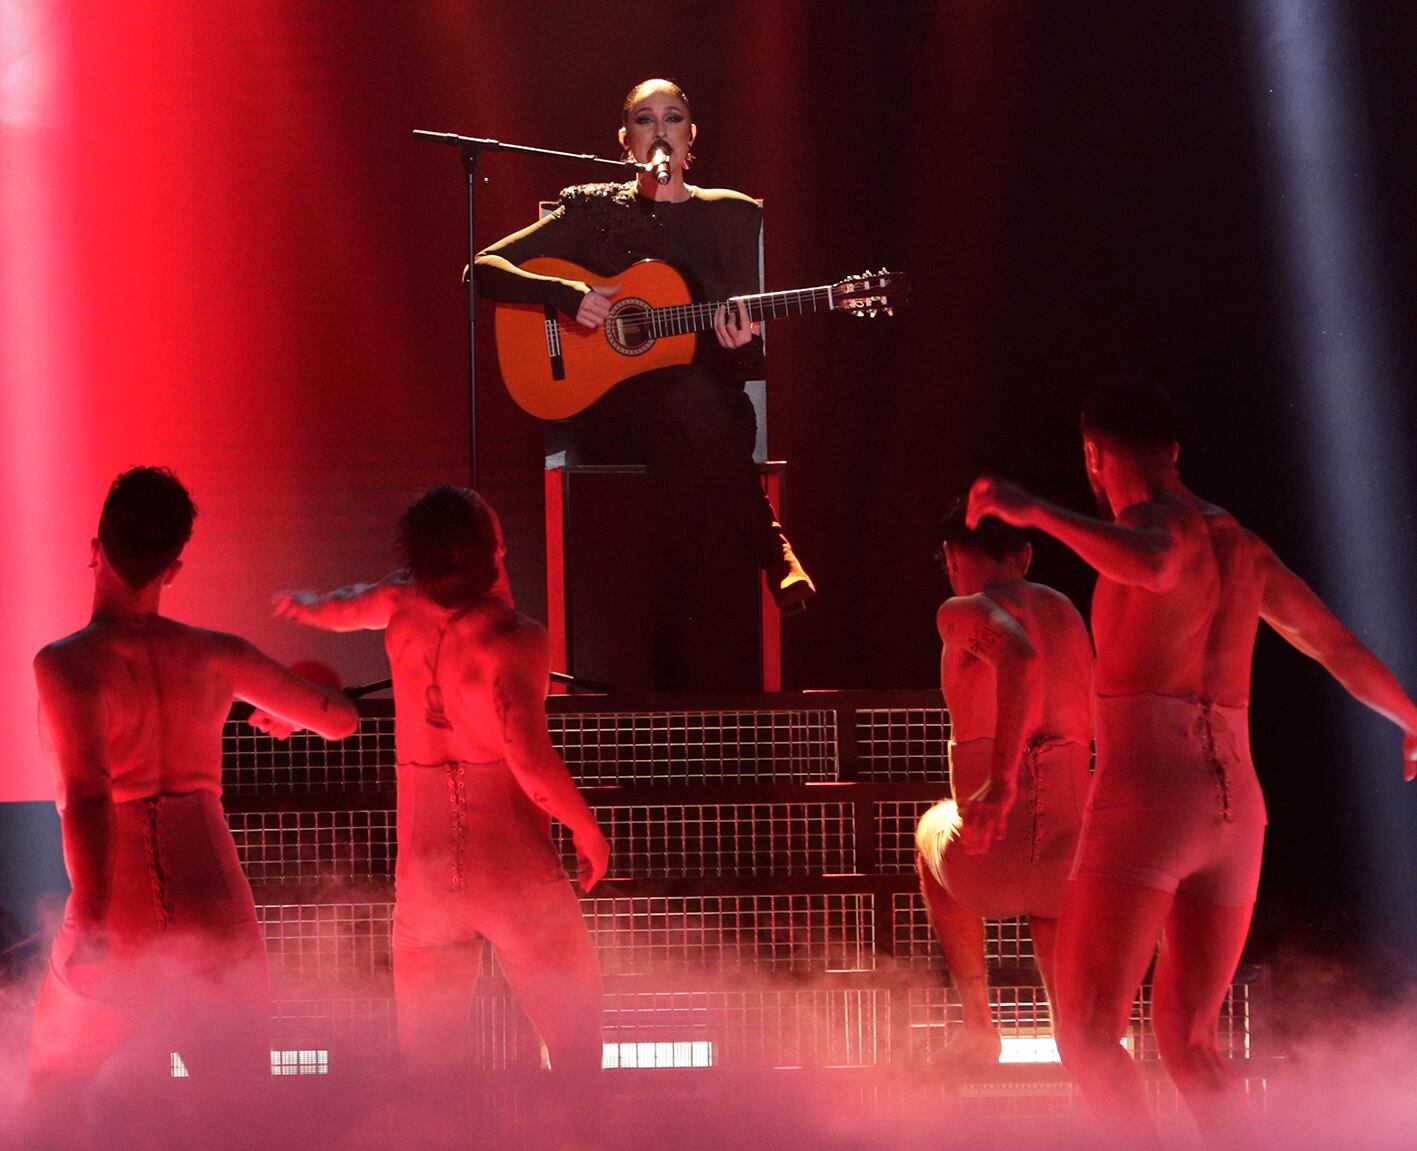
[{"x1": 220, "y1": 688, "x2": 1267, "y2": 1103}]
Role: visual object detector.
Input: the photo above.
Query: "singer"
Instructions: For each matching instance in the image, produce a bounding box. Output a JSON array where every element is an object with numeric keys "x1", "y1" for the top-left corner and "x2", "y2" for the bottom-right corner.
[{"x1": 475, "y1": 77, "x2": 814, "y2": 690}]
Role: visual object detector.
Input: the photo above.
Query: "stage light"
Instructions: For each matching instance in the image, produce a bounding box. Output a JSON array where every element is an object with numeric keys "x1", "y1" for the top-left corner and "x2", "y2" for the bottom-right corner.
[
  {"x1": 998, "y1": 1037, "x2": 1060, "y2": 1064},
  {"x1": 270, "y1": 1049, "x2": 330, "y2": 1076},
  {"x1": 1249, "y1": 0, "x2": 1417, "y2": 948},
  {"x1": 169, "y1": 1050, "x2": 331, "y2": 1077},
  {"x1": 602, "y1": 1041, "x2": 715, "y2": 1069},
  {"x1": 0, "y1": 0, "x2": 87, "y2": 804}
]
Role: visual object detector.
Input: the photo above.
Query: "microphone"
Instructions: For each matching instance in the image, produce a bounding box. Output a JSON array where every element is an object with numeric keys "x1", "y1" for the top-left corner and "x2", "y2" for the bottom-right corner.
[{"x1": 646, "y1": 141, "x2": 672, "y2": 185}]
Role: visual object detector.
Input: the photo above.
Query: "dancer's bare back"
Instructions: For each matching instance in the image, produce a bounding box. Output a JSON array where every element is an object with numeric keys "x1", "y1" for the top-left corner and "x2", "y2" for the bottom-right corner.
[
  {"x1": 383, "y1": 589, "x2": 556, "y2": 768},
  {"x1": 940, "y1": 581, "x2": 1093, "y2": 745},
  {"x1": 1089, "y1": 492, "x2": 1220, "y2": 698},
  {"x1": 274, "y1": 574, "x2": 611, "y2": 886},
  {"x1": 34, "y1": 616, "x2": 357, "y2": 805}
]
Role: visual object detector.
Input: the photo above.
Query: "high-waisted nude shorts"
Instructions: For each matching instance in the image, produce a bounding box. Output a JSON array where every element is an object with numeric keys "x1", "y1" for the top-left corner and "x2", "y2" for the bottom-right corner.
[
  {"x1": 1072, "y1": 694, "x2": 1267, "y2": 908},
  {"x1": 392, "y1": 759, "x2": 575, "y2": 950},
  {"x1": 921, "y1": 736, "x2": 1092, "y2": 920}
]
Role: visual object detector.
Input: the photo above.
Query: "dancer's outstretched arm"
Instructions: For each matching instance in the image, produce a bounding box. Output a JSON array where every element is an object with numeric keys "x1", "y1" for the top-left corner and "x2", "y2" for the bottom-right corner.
[
  {"x1": 272, "y1": 571, "x2": 411, "y2": 632},
  {"x1": 1260, "y1": 547, "x2": 1417, "y2": 778},
  {"x1": 968, "y1": 476, "x2": 1194, "y2": 591}
]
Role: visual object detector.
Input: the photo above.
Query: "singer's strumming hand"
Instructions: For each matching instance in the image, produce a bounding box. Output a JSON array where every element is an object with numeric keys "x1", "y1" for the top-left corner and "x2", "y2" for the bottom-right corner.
[{"x1": 575, "y1": 282, "x2": 620, "y2": 329}]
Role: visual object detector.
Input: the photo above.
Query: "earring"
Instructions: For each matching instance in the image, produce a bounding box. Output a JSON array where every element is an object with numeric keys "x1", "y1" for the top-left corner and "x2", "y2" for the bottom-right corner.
[{"x1": 683, "y1": 149, "x2": 696, "y2": 171}]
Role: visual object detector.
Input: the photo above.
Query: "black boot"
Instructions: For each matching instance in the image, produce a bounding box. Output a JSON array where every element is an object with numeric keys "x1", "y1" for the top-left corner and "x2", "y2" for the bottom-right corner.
[{"x1": 762, "y1": 521, "x2": 816, "y2": 616}]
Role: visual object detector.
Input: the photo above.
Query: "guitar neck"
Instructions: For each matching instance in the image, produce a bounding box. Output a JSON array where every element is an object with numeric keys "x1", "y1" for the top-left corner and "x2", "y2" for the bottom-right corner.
[{"x1": 648, "y1": 285, "x2": 835, "y2": 335}]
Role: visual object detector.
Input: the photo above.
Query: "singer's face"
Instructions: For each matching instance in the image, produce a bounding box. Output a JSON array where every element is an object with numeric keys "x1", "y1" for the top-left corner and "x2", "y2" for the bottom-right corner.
[{"x1": 619, "y1": 89, "x2": 695, "y2": 170}]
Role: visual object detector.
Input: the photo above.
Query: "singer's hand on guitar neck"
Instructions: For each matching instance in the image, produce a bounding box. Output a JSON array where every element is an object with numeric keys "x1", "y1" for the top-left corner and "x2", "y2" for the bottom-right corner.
[
  {"x1": 574, "y1": 281, "x2": 620, "y2": 329},
  {"x1": 713, "y1": 298, "x2": 756, "y2": 349}
]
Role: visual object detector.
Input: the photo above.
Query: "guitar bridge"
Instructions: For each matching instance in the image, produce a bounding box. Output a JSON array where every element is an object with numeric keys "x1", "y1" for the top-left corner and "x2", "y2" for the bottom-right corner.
[{"x1": 544, "y1": 306, "x2": 565, "y2": 381}]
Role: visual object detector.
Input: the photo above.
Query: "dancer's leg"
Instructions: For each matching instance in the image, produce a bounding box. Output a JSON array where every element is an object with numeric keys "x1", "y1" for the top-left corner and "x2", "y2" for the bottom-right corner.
[{"x1": 1054, "y1": 877, "x2": 1174, "y2": 1147}]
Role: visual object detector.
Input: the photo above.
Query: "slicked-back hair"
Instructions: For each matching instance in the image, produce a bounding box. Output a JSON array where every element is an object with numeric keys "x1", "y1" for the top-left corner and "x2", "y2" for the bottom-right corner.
[
  {"x1": 397, "y1": 485, "x2": 499, "y2": 610},
  {"x1": 940, "y1": 496, "x2": 1029, "y2": 564},
  {"x1": 97, "y1": 467, "x2": 197, "y2": 589},
  {"x1": 622, "y1": 77, "x2": 691, "y2": 123},
  {"x1": 1080, "y1": 375, "x2": 1181, "y2": 451}
]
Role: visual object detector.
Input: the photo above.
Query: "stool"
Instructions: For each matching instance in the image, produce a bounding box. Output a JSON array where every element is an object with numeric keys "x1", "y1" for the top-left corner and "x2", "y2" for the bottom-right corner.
[{"x1": 544, "y1": 461, "x2": 786, "y2": 693}]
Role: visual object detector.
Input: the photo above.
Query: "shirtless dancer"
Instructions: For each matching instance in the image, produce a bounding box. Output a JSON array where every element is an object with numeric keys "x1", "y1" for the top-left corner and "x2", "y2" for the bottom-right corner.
[
  {"x1": 968, "y1": 382, "x2": 1417, "y2": 1144},
  {"x1": 29, "y1": 467, "x2": 359, "y2": 1094},
  {"x1": 273, "y1": 485, "x2": 610, "y2": 1077},
  {"x1": 915, "y1": 502, "x2": 1093, "y2": 1067}
]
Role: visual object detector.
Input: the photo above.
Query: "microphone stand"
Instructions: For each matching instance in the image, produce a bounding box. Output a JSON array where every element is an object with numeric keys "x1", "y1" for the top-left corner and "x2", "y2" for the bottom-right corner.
[
  {"x1": 412, "y1": 131, "x2": 642, "y2": 695},
  {"x1": 411, "y1": 130, "x2": 643, "y2": 490}
]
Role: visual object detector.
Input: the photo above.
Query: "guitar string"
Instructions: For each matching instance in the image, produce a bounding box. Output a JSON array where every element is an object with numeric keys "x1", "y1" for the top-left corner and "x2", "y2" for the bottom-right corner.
[
  {"x1": 639, "y1": 287, "x2": 839, "y2": 336},
  {"x1": 577, "y1": 280, "x2": 891, "y2": 338}
]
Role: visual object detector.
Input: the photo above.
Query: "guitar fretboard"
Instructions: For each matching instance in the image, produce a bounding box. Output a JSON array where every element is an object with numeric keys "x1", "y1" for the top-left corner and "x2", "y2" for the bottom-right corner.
[{"x1": 635, "y1": 285, "x2": 838, "y2": 338}]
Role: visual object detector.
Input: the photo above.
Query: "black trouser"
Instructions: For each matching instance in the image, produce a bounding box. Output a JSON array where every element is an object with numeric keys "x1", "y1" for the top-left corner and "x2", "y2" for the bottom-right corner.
[{"x1": 574, "y1": 366, "x2": 782, "y2": 690}]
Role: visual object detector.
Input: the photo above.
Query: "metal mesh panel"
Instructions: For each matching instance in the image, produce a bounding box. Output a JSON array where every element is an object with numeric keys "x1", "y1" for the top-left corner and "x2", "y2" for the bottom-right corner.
[
  {"x1": 229, "y1": 810, "x2": 396, "y2": 883},
  {"x1": 892, "y1": 893, "x2": 1035, "y2": 969},
  {"x1": 1132, "y1": 983, "x2": 1252, "y2": 1061},
  {"x1": 908, "y1": 984, "x2": 1056, "y2": 1063},
  {"x1": 268, "y1": 997, "x2": 394, "y2": 1055},
  {"x1": 258, "y1": 902, "x2": 394, "y2": 986},
  {"x1": 223, "y1": 714, "x2": 395, "y2": 794},
  {"x1": 907, "y1": 981, "x2": 1253, "y2": 1063},
  {"x1": 602, "y1": 988, "x2": 890, "y2": 1067},
  {"x1": 874, "y1": 800, "x2": 938, "y2": 874},
  {"x1": 549, "y1": 708, "x2": 838, "y2": 785},
  {"x1": 469, "y1": 993, "x2": 539, "y2": 1071},
  {"x1": 855, "y1": 707, "x2": 951, "y2": 782},
  {"x1": 258, "y1": 894, "x2": 878, "y2": 984},
  {"x1": 554, "y1": 803, "x2": 855, "y2": 878},
  {"x1": 581, "y1": 894, "x2": 874, "y2": 974}
]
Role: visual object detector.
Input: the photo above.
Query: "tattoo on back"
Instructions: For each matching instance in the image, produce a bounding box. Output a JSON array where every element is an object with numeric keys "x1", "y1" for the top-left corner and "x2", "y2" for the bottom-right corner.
[{"x1": 967, "y1": 624, "x2": 1003, "y2": 660}]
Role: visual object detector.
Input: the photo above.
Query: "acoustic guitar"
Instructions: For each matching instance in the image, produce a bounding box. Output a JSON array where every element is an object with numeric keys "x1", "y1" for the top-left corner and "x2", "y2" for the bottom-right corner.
[{"x1": 492, "y1": 258, "x2": 908, "y2": 420}]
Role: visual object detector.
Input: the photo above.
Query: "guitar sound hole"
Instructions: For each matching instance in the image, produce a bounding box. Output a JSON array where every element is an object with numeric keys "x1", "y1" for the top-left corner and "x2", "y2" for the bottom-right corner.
[{"x1": 605, "y1": 299, "x2": 655, "y2": 357}]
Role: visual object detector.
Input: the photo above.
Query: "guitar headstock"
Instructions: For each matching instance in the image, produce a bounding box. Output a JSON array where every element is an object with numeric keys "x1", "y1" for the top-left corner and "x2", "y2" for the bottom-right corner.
[{"x1": 830, "y1": 269, "x2": 909, "y2": 318}]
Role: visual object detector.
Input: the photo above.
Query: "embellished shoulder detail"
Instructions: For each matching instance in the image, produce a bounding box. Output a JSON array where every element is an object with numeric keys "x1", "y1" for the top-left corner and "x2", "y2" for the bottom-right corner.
[
  {"x1": 552, "y1": 181, "x2": 662, "y2": 275},
  {"x1": 558, "y1": 181, "x2": 638, "y2": 209}
]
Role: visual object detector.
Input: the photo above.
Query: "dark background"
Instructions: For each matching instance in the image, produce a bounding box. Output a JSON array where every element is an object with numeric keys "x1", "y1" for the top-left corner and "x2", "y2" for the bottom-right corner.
[{"x1": 4, "y1": 0, "x2": 1416, "y2": 977}]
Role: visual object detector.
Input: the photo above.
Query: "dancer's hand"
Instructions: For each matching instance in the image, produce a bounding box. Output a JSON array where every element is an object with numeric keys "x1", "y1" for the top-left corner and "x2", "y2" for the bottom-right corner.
[
  {"x1": 574, "y1": 282, "x2": 620, "y2": 329},
  {"x1": 967, "y1": 477, "x2": 1035, "y2": 530},
  {"x1": 248, "y1": 709, "x2": 299, "y2": 740},
  {"x1": 959, "y1": 777, "x2": 1016, "y2": 855},
  {"x1": 271, "y1": 590, "x2": 320, "y2": 623},
  {"x1": 713, "y1": 298, "x2": 757, "y2": 349},
  {"x1": 574, "y1": 825, "x2": 611, "y2": 892},
  {"x1": 61, "y1": 924, "x2": 109, "y2": 996}
]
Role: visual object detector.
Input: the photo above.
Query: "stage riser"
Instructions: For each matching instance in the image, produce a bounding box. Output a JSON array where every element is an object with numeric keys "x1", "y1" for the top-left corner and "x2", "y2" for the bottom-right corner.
[
  {"x1": 222, "y1": 694, "x2": 1264, "y2": 1073},
  {"x1": 264, "y1": 984, "x2": 1255, "y2": 1071},
  {"x1": 222, "y1": 695, "x2": 954, "y2": 794},
  {"x1": 256, "y1": 894, "x2": 1044, "y2": 981}
]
